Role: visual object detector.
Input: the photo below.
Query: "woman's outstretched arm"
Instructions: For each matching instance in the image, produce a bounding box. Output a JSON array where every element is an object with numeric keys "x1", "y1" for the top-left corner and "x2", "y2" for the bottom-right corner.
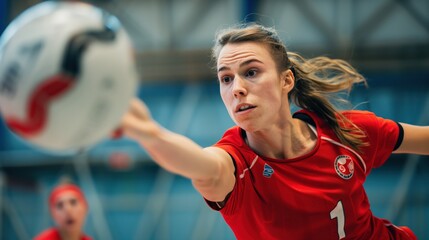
[{"x1": 120, "y1": 98, "x2": 236, "y2": 202}]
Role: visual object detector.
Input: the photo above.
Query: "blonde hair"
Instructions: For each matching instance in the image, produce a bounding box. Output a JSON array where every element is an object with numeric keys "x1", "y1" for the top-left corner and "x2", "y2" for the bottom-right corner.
[{"x1": 212, "y1": 23, "x2": 368, "y2": 152}]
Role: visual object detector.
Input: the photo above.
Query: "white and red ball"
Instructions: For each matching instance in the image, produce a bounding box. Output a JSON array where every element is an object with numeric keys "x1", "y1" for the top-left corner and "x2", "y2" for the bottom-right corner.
[{"x1": 0, "y1": 1, "x2": 138, "y2": 152}]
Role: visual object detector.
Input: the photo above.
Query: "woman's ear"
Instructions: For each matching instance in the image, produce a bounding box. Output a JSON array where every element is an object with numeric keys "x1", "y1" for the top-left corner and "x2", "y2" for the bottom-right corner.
[{"x1": 281, "y1": 69, "x2": 295, "y2": 92}]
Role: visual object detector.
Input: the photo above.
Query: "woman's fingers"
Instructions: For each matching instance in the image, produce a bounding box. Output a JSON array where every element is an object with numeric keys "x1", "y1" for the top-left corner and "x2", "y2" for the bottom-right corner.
[
  {"x1": 120, "y1": 103, "x2": 161, "y2": 142},
  {"x1": 110, "y1": 98, "x2": 152, "y2": 140},
  {"x1": 129, "y1": 98, "x2": 151, "y2": 121}
]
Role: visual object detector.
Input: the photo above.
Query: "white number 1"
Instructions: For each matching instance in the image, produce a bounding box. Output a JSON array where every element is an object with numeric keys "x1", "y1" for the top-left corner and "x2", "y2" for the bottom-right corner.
[{"x1": 330, "y1": 201, "x2": 346, "y2": 239}]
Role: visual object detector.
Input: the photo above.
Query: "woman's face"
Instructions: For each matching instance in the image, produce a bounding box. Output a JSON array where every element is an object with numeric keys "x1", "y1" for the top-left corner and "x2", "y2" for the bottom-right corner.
[
  {"x1": 51, "y1": 190, "x2": 87, "y2": 234},
  {"x1": 217, "y1": 42, "x2": 292, "y2": 132}
]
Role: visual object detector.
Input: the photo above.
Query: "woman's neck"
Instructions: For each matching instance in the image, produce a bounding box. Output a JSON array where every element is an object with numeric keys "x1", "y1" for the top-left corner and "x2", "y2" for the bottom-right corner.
[{"x1": 245, "y1": 118, "x2": 317, "y2": 159}]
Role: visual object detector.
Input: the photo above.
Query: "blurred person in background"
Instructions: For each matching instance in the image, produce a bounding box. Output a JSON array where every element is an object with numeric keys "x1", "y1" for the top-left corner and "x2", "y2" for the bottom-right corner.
[
  {"x1": 34, "y1": 179, "x2": 91, "y2": 240},
  {"x1": 118, "y1": 23, "x2": 428, "y2": 239}
]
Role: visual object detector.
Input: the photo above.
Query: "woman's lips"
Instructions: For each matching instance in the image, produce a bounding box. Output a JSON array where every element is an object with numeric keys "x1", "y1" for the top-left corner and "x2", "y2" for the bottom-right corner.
[{"x1": 235, "y1": 103, "x2": 256, "y2": 113}]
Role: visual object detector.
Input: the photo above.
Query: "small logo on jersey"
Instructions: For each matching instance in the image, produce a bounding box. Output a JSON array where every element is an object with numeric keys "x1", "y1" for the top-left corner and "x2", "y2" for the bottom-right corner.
[
  {"x1": 263, "y1": 163, "x2": 274, "y2": 178},
  {"x1": 334, "y1": 155, "x2": 354, "y2": 179}
]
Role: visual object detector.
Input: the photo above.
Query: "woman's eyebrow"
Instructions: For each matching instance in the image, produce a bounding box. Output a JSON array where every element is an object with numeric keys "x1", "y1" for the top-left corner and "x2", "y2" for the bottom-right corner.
[{"x1": 217, "y1": 59, "x2": 263, "y2": 73}]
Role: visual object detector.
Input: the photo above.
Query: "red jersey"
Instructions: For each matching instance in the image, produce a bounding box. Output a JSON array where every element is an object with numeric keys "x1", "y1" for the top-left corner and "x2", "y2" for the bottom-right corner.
[
  {"x1": 34, "y1": 228, "x2": 92, "y2": 240},
  {"x1": 210, "y1": 110, "x2": 416, "y2": 240}
]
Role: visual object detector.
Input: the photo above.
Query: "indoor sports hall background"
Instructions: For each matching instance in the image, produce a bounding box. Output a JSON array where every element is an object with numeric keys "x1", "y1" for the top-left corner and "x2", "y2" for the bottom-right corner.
[{"x1": 0, "y1": 0, "x2": 428, "y2": 239}]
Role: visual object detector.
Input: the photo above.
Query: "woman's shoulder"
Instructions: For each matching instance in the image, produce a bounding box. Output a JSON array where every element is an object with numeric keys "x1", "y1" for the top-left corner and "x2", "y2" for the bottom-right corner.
[
  {"x1": 216, "y1": 126, "x2": 246, "y2": 147},
  {"x1": 82, "y1": 234, "x2": 92, "y2": 240},
  {"x1": 33, "y1": 228, "x2": 60, "y2": 240},
  {"x1": 294, "y1": 109, "x2": 378, "y2": 125},
  {"x1": 341, "y1": 110, "x2": 377, "y2": 119},
  {"x1": 341, "y1": 110, "x2": 384, "y2": 130},
  {"x1": 214, "y1": 126, "x2": 256, "y2": 167},
  {"x1": 34, "y1": 228, "x2": 91, "y2": 240}
]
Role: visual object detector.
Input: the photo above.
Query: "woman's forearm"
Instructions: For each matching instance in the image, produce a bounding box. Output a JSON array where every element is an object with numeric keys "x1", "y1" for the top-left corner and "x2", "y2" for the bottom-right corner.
[{"x1": 140, "y1": 128, "x2": 223, "y2": 180}]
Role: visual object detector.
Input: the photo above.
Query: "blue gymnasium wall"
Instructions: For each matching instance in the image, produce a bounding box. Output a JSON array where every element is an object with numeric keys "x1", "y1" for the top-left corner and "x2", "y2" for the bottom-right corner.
[{"x1": 0, "y1": 71, "x2": 429, "y2": 239}]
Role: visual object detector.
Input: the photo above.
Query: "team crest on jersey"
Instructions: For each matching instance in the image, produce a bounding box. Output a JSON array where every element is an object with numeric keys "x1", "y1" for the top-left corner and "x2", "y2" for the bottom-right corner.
[
  {"x1": 263, "y1": 163, "x2": 274, "y2": 178},
  {"x1": 334, "y1": 155, "x2": 354, "y2": 180}
]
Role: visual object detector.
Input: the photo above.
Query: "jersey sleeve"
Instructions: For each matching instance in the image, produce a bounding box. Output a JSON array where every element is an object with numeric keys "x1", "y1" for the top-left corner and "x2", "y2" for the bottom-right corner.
[
  {"x1": 372, "y1": 116, "x2": 402, "y2": 168},
  {"x1": 204, "y1": 127, "x2": 247, "y2": 215},
  {"x1": 349, "y1": 111, "x2": 403, "y2": 169},
  {"x1": 208, "y1": 143, "x2": 245, "y2": 215}
]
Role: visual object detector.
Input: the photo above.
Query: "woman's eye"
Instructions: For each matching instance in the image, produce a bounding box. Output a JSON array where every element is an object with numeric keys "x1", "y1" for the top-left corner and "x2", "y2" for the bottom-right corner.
[
  {"x1": 70, "y1": 198, "x2": 77, "y2": 206},
  {"x1": 245, "y1": 69, "x2": 257, "y2": 77},
  {"x1": 221, "y1": 76, "x2": 232, "y2": 83},
  {"x1": 56, "y1": 202, "x2": 63, "y2": 210}
]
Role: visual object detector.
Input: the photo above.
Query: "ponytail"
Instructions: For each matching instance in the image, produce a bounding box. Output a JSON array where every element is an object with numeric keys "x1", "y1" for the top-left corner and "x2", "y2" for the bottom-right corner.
[{"x1": 288, "y1": 52, "x2": 368, "y2": 151}]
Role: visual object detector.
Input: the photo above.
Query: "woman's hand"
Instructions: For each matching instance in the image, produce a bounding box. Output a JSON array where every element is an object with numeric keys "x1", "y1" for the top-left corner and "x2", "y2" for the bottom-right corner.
[{"x1": 116, "y1": 98, "x2": 162, "y2": 144}]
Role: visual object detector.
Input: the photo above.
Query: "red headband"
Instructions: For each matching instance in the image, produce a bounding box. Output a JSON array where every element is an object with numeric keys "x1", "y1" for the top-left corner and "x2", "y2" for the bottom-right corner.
[{"x1": 49, "y1": 184, "x2": 87, "y2": 208}]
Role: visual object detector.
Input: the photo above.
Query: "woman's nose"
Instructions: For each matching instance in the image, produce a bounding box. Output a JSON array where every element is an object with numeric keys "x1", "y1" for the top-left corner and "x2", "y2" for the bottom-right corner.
[{"x1": 232, "y1": 76, "x2": 247, "y2": 97}]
